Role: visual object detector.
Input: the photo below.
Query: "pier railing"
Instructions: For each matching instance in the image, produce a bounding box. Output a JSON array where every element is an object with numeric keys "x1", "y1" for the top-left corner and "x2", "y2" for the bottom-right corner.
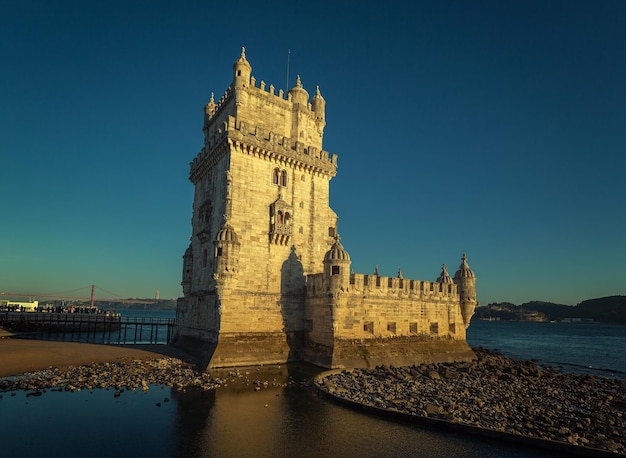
[{"x1": 0, "y1": 312, "x2": 175, "y2": 345}]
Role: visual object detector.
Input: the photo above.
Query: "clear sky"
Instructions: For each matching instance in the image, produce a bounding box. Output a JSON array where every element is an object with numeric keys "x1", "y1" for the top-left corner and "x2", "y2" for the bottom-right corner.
[{"x1": 1, "y1": 0, "x2": 624, "y2": 304}]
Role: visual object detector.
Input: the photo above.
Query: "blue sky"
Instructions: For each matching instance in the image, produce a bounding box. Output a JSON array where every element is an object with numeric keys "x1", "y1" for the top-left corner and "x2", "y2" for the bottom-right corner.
[{"x1": 1, "y1": 0, "x2": 624, "y2": 304}]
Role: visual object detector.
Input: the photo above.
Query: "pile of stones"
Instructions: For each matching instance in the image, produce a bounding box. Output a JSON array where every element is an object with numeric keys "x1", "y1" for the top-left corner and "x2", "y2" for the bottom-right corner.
[
  {"x1": 316, "y1": 348, "x2": 625, "y2": 454},
  {"x1": 0, "y1": 358, "x2": 220, "y2": 394},
  {"x1": 0, "y1": 358, "x2": 298, "y2": 396}
]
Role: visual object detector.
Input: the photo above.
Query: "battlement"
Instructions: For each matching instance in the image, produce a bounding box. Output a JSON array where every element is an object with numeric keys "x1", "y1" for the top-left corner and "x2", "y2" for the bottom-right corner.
[
  {"x1": 204, "y1": 75, "x2": 320, "y2": 123},
  {"x1": 191, "y1": 114, "x2": 337, "y2": 183},
  {"x1": 306, "y1": 271, "x2": 458, "y2": 298}
]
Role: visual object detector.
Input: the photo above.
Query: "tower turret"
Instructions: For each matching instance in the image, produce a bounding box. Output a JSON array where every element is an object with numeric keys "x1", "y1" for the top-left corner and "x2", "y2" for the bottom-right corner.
[
  {"x1": 310, "y1": 85, "x2": 326, "y2": 134},
  {"x1": 323, "y1": 234, "x2": 351, "y2": 291},
  {"x1": 288, "y1": 75, "x2": 309, "y2": 105},
  {"x1": 214, "y1": 219, "x2": 240, "y2": 278},
  {"x1": 436, "y1": 264, "x2": 453, "y2": 284},
  {"x1": 453, "y1": 253, "x2": 477, "y2": 328},
  {"x1": 232, "y1": 47, "x2": 252, "y2": 89}
]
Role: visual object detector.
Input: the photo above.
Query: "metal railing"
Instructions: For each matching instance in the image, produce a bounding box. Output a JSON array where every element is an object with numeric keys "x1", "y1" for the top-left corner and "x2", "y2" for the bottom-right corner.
[{"x1": 1, "y1": 312, "x2": 176, "y2": 345}]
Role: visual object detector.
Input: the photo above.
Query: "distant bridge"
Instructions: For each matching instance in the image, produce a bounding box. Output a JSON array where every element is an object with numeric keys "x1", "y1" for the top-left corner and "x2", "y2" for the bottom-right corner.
[{"x1": 0, "y1": 285, "x2": 156, "y2": 305}]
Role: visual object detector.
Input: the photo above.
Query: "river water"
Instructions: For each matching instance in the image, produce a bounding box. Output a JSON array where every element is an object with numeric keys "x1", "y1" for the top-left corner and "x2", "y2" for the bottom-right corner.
[{"x1": 2, "y1": 316, "x2": 624, "y2": 457}]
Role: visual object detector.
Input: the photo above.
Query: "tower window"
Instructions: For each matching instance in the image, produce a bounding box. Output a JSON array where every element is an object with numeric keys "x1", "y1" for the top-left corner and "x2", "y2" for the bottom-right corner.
[
  {"x1": 364, "y1": 321, "x2": 374, "y2": 334},
  {"x1": 328, "y1": 227, "x2": 336, "y2": 237},
  {"x1": 409, "y1": 322, "x2": 418, "y2": 334},
  {"x1": 331, "y1": 266, "x2": 340, "y2": 276},
  {"x1": 280, "y1": 170, "x2": 287, "y2": 186},
  {"x1": 387, "y1": 322, "x2": 396, "y2": 334},
  {"x1": 203, "y1": 249, "x2": 208, "y2": 268},
  {"x1": 237, "y1": 70, "x2": 241, "y2": 76},
  {"x1": 272, "y1": 168, "x2": 279, "y2": 185}
]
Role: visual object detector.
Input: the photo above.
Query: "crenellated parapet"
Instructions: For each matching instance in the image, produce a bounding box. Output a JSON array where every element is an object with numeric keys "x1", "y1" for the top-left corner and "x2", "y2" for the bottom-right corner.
[
  {"x1": 306, "y1": 272, "x2": 459, "y2": 299},
  {"x1": 191, "y1": 114, "x2": 337, "y2": 183}
]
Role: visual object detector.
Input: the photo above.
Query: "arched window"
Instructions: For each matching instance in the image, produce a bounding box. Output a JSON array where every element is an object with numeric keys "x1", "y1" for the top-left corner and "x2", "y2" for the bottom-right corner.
[
  {"x1": 276, "y1": 211, "x2": 283, "y2": 224},
  {"x1": 280, "y1": 170, "x2": 287, "y2": 187},
  {"x1": 284, "y1": 212, "x2": 291, "y2": 225},
  {"x1": 272, "y1": 168, "x2": 279, "y2": 185}
]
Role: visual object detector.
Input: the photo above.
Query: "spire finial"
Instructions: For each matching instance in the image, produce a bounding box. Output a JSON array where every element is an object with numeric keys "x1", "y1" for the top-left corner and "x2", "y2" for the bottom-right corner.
[
  {"x1": 210, "y1": 92, "x2": 215, "y2": 103},
  {"x1": 316, "y1": 85, "x2": 321, "y2": 96},
  {"x1": 241, "y1": 47, "x2": 246, "y2": 57},
  {"x1": 295, "y1": 75, "x2": 302, "y2": 87}
]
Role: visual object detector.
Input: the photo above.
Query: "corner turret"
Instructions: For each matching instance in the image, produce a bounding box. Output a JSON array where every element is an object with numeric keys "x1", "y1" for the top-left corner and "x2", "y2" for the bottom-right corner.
[
  {"x1": 310, "y1": 86, "x2": 326, "y2": 134},
  {"x1": 453, "y1": 253, "x2": 477, "y2": 328},
  {"x1": 232, "y1": 47, "x2": 252, "y2": 89},
  {"x1": 288, "y1": 75, "x2": 309, "y2": 105},
  {"x1": 323, "y1": 234, "x2": 351, "y2": 291},
  {"x1": 214, "y1": 219, "x2": 240, "y2": 278},
  {"x1": 436, "y1": 264, "x2": 453, "y2": 284}
]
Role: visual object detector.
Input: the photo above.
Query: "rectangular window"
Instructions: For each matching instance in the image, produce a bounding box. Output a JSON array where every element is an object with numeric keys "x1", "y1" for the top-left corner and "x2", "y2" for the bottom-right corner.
[
  {"x1": 328, "y1": 227, "x2": 336, "y2": 237},
  {"x1": 409, "y1": 322, "x2": 418, "y2": 334},
  {"x1": 364, "y1": 321, "x2": 374, "y2": 334},
  {"x1": 331, "y1": 265, "x2": 340, "y2": 276},
  {"x1": 449, "y1": 323, "x2": 456, "y2": 334},
  {"x1": 430, "y1": 322, "x2": 439, "y2": 335},
  {"x1": 387, "y1": 322, "x2": 396, "y2": 334}
]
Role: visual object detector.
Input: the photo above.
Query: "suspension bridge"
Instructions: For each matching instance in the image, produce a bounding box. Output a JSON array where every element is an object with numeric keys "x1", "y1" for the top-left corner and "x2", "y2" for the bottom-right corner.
[{"x1": 0, "y1": 285, "x2": 157, "y2": 305}]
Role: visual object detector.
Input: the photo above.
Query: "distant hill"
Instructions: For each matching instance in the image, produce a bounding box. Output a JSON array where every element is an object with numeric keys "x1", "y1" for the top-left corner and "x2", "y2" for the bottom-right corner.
[{"x1": 475, "y1": 296, "x2": 626, "y2": 324}]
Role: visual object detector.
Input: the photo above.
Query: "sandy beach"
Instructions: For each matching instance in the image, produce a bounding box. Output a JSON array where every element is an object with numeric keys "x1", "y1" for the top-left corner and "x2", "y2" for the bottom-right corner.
[{"x1": 0, "y1": 329, "x2": 190, "y2": 377}]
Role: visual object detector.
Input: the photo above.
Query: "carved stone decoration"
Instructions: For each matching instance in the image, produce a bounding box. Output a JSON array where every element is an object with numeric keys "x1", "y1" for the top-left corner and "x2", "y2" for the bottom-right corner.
[
  {"x1": 195, "y1": 201, "x2": 212, "y2": 243},
  {"x1": 269, "y1": 194, "x2": 293, "y2": 245}
]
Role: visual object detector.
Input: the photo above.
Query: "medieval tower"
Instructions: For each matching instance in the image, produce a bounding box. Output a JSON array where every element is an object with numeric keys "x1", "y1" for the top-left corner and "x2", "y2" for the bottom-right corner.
[{"x1": 175, "y1": 49, "x2": 477, "y2": 369}]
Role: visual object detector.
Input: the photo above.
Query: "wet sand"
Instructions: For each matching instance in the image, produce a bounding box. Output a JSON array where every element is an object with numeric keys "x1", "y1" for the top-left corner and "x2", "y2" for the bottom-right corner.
[{"x1": 0, "y1": 330, "x2": 191, "y2": 377}]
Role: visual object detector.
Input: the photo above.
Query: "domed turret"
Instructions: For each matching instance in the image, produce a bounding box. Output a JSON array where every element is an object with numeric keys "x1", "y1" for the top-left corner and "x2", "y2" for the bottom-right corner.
[
  {"x1": 310, "y1": 86, "x2": 326, "y2": 133},
  {"x1": 323, "y1": 235, "x2": 351, "y2": 290},
  {"x1": 454, "y1": 253, "x2": 476, "y2": 280},
  {"x1": 214, "y1": 222, "x2": 240, "y2": 276},
  {"x1": 215, "y1": 223, "x2": 238, "y2": 243},
  {"x1": 324, "y1": 236, "x2": 351, "y2": 263},
  {"x1": 288, "y1": 75, "x2": 309, "y2": 105},
  {"x1": 453, "y1": 253, "x2": 477, "y2": 328},
  {"x1": 204, "y1": 92, "x2": 216, "y2": 119},
  {"x1": 436, "y1": 264, "x2": 453, "y2": 284},
  {"x1": 232, "y1": 47, "x2": 252, "y2": 88}
]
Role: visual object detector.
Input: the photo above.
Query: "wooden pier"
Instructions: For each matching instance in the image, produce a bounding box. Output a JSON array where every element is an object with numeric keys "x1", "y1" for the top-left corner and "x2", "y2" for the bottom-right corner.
[{"x1": 0, "y1": 312, "x2": 175, "y2": 345}]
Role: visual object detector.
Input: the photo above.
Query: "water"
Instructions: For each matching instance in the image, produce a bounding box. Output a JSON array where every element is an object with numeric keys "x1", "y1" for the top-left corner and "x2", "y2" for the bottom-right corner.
[
  {"x1": 2, "y1": 316, "x2": 624, "y2": 457},
  {"x1": 467, "y1": 320, "x2": 626, "y2": 380}
]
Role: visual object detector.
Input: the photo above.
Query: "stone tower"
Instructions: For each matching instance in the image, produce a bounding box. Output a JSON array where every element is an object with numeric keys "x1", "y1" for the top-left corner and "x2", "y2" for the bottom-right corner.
[{"x1": 175, "y1": 49, "x2": 339, "y2": 366}]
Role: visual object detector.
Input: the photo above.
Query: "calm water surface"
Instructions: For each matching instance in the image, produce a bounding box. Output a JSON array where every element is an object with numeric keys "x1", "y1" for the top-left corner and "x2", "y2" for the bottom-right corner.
[{"x1": 3, "y1": 317, "x2": 624, "y2": 457}]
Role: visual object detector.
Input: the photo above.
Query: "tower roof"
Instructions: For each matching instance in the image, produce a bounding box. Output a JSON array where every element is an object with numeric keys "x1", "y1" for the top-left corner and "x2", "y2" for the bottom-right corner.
[
  {"x1": 324, "y1": 235, "x2": 350, "y2": 262},
  {"x1": 233, "y1": 47, "x2": 252, "y2": 72},
  {"x1": 454, "y1": 253, "x2": 475, "y2": 279},
  {"x1": 436, "y1": 264, "x2": 453, "y2": 283},
  {"x1": 288, "y1": 75, "x2": 309, "y2": 105},
  {"x1": 215, "y1": 223, "x2": 239, "y2": 243}
]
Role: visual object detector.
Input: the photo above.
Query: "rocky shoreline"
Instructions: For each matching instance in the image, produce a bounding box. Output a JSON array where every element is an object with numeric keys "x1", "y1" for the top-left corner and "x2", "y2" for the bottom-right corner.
[
  {"x1": 1, "y1": 349, "x2": 625, "y2": 455},
  {"x1": 315, "y1": 348, "x2": 625, "y2": 455}
]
